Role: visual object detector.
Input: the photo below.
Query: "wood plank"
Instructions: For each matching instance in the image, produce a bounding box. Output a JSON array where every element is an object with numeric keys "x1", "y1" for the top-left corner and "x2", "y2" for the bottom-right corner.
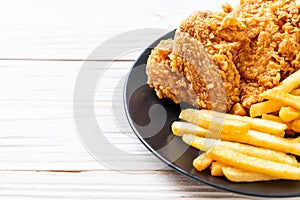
[
  {"x1": 0, "y1": 170, "x2": 247, "y2": 200},
  {"x1": 0, "y1": 60, "x2": 168, "y2": 170},
  {"x1": 0, "y1": 0, "x2": 239, "y2": 60}
]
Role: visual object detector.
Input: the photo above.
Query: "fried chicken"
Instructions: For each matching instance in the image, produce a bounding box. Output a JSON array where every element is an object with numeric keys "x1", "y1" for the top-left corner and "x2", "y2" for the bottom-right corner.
[
  {"x1": 146, "y1": 0, "x2": 300, "y2": 111},
  {"x1": 170, "y1": 11, "x2": 242, "y2": 111},
  {"x1": 146, "y1": 39, "x2": 199, "y2": 107},
  {"x1": 232, "y1": 0, "x2": 300, "y2": 108}
]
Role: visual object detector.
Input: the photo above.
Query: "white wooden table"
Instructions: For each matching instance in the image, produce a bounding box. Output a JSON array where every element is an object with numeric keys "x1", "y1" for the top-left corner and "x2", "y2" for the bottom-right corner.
[{"x1": 1, "y1": 0, "x2": 298, "y2": 199}]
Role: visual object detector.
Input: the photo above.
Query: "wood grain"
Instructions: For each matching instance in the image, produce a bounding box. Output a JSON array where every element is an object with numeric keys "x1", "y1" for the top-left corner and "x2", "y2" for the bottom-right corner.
[
  {"x1": 0, "y1": 171, "x2": 247, "y2": 200},
  {"x1": 0, "y1": 60, "x2": 164, "y2": 171},
  {"x1": 0, "y1": 0, "x2": 239, "y2": 60}
]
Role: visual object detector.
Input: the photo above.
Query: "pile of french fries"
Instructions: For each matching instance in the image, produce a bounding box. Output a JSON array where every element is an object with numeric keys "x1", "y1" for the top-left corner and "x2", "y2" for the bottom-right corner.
[
  {"x1": 171, "y1": 70, "x2": 300, "y2": 182},
  {"x1": 250, "y1": 70, "x2": 300, "y2": 134}
]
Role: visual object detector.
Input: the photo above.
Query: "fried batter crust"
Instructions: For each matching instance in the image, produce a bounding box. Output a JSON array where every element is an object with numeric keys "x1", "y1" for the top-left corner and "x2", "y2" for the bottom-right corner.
[
  {"x1": 172, "y1": 11, "x2": 242, "y2": 111},
  {"x1": 146, "y1": 0, "x2": 300, "y2": 110},
  {"x1": 232, "y1": 0, "x2": 300, "y2": 108},
  {"x1": 146, "y1": 39, "x2": 199, "y2": 107}
]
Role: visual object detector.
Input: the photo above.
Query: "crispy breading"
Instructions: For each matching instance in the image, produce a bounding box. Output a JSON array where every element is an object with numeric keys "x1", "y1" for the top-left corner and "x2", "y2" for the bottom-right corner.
[
  {"x1": 146, "y1": 39, "x2": 199, "y2": 107},
  {"x1": 171, "y1": 11, "x2": 242, "y2": 111},
  {"x1": 146, "y1": 0, "x2": 300, "y2": 111},
  {"x1": 232, "y1": 0, "x2": 300, "y2": 108}
]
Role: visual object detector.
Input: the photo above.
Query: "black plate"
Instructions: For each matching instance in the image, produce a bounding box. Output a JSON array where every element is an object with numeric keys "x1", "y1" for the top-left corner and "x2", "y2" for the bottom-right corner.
[{"x1": 123, "y1": 30, "x2": 300, "y2": 198}]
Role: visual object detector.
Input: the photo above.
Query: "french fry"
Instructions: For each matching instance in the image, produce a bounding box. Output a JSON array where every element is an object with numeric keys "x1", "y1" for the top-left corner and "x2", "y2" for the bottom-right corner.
[
  {"x1": 182, "y1": 134, "x2": 298, "y2": 166},
  {"x1": 210, "y1": 162, "x2": 226, "y2": 176},
  {"x1": 210, "y1": 161, "x2": 228, "y2": 176},
  {"x1": 172, "y1": 121, "x2": 207, "y2": 137},
  {"x1": 249, "y1": 101, "x2": 283, "y2": 118},
  {"x1": 193, "y1": 153, "x2": 213, "y2": 172},
  {"x1": 279, "y1": 106, "x2": 300, "y2": 122},
  {"x1": 291, "y1": 118, "x2": 300, "y2": 133},
  {"x1": 291, "y1": 88, "x2": 300, "y2": 96},
  {"x1": 179, "y1": 109, "x2": 249, "y2": 135},
  {"x1": 261, "y1": 90, "x2": 300, "y2": 111},
  {"x1": 222, "y1": 167, "x2": 278, "y2": 182},
  {"x1": 262, "y1": 113, "x2": 292, "y2": 130},
  {"x1": 201, "y1": 109, "x2": 286, "y2": 137},
  {"x1": 173, "y1": 69, "x2": 300, "y2": 182},
  {"x1": 182, "y1": 134, "x2": 219, "y2": 151},
  {"x1": 224, "y1": 130, "x2": 300, "y2": 156},
  {"x1": 270, "y1": 69, "x2": 300, "y2": 92},
  {"x1": 208, "y1": 147, "x2": 300, "y2": 180},
  {"x1": 179, "y1": 124, "x2": 300, "y2": 156}
]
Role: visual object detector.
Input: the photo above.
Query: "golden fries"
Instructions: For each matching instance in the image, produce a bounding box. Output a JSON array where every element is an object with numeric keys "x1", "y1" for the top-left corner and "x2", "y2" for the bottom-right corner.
[
  {"x1": 261, "y1": 91, "x2": 300, "y2": 111},
  {"x1": 210, "y1": 161, "x2": 280, "y2": 182},
  {"x1": 172, "y1": 121, "x2": 207, "y2": 137},
  {"x1": 182, "y1": 134, "x2": 298, "y2": 166},
  {"x1": 172, "y1": 69, "x2": 300, "y2": 184},
  {"x1": 279, "y1": 106, "x2": 300, "y2": 122},
  {"x1": 192, "y1": 153, "x2": 213, "y2": 172},
  {"x1": 182, "y1": 134, "x2": 218, "y2": 151},
  {"x1": 225, "y1": 130, "x2": 300, "y2": 156},
  {"x1": 208, "y1": 147, "x2": 300, "y2": 180},
  {"x1": 210, "y1": 162, "x2": 226, "y2": 176},
  {"x1": 178, "y1": 123, "x2": 300, "y2": 156},
  {"x1": 258, "y1": 70, "x2": 300, "y2": 135},
  {"x1": 179, "y1": 109, "x2": 249, "y2": 135},
  {"x1": 262, "y1": 114, "x2": 292, "y2": 130},
  {"x1": 201, "y1": 109, "x2": 286, "y2": 137},
  {"x1": 222, "y1": 167, "x2": 278, "y2": 182},
  {"x1": 292, "y1": 118, "x2": 300, "y2": 133},
  {"x1": 271, "y1": 69, "x2": 300, "y2": 92},
  {"x1": 252, "y1": 70, "x2": 300, "y2": 121},
  {"x1": 262, "y1": 113, "x2": 287, "y2": 123},
  {"x1": 249, "y1": 101, "x2": 283, "y2": 118},
  {"x1": 291, "y1": 88, "x2": 300, "y2": 96}
]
